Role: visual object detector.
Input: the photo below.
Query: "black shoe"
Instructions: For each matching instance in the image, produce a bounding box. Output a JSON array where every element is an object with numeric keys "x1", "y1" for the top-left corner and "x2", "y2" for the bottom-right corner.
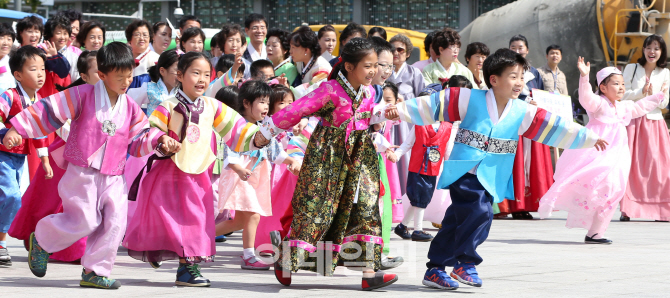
[
  {"x1": 394, "y1": 224, "x2": 411, "y2": 239},
  {"x1": 224, "y1": 232, "x2": 233, "y2": 236},
  {"x1": 380, "y1": 256, "x2": 404, "y2": 270},
  {"x1": 0, "y1": 247, "x2": 11, "y2": 266},
  {"x1": 620, "y1": 215, "x2": 630, "y2": 221},
  {"x1": 150, "y1": 261, "x2": 162, "y2": 269},
  {"x1": 411, "y1": 230, "x2": 434, "y2": 242},
  {"x1": 585, "y1": 234, "x2": 612, "y2": 244},
  {"x1": 520, "y1": 212, "x2": 534, "y2": 220}
]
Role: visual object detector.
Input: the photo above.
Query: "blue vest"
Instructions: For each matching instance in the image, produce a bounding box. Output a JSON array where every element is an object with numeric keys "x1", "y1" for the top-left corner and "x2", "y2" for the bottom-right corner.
[{"x1": 437, "y1": 89, "x2": 529, "y2": 203}]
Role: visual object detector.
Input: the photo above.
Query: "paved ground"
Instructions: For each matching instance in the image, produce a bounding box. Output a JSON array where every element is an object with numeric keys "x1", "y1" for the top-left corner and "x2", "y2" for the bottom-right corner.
[{"x1": 1, "y1": 210, "x2": 668, "y2": 297}]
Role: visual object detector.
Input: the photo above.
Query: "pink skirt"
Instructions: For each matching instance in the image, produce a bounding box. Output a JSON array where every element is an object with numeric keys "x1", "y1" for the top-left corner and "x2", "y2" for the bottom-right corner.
[
  {"x1": 255, "y1": 165, "x2": 298, "y2": 252},
  {"x1": 218, "y1": 157, "x2": 272, "y2": 216},
  {"x1": 8, "y1": 137, "x2": 87, "y2": 262},
  {"x1": 123, "y1": 159, "x2": 215, "y2": 262},
  {"x1": 621, "y1": 116, "x2": 670, "y2": 220}
]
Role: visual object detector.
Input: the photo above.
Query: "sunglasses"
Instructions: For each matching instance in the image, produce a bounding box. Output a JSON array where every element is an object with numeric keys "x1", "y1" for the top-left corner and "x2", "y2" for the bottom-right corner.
[{"x1": 395, "y1": 47, "x2": 406, "y2": 54}]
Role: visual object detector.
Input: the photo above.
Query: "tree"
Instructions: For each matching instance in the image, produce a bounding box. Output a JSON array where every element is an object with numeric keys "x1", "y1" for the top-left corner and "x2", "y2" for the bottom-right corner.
[
  {"x1": 0, "y1": 0, "x2": 9, "y2": 9},
  {"x1": 24, "y1": 0, "x2": 41, "y2": 13}
]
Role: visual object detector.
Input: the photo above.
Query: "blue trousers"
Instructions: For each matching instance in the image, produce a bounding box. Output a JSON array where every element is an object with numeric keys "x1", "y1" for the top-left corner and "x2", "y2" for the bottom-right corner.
[
  {"x1": 0, "y1": 152, "x2": 25, "y2": 233},
  {"x1": 406, "y1": 171, "x2": 437, "y2": 208},
  {"x1": 426, "y1": 173, "x2": 493, "y2": 269}
]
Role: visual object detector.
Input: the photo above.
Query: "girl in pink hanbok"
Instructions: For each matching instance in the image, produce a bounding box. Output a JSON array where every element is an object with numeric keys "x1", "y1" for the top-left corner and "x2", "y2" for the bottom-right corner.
[{"x1": 539, "y1": 57, "x2": 666, "y2": 244}]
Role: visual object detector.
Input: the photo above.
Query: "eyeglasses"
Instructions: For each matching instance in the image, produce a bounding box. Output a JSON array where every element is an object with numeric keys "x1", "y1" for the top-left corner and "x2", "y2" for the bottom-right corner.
[
  {"x1": 133, "y1": 33, "x2": 150, "y2": 40},
  {"x1": 395, "y1": 47, "x2": 405, "y2": 54},
  {"x1": 378, "y1": 63, "x2": 395, "y2": 72}
]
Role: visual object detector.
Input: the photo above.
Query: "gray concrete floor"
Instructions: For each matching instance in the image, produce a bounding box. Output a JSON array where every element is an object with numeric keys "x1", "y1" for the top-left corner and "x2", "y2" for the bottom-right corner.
[{"x1": 1, "y1": 210, "x2": 669, "y2": 297}]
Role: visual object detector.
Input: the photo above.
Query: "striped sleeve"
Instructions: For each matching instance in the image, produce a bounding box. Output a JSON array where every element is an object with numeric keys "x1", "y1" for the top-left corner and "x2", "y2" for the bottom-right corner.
[
  {"x1": 127, "y1": 109, "x2": 165, "y2": 157},
  {"x1": 212, "y1": 100, "x2": 259, "y2": 153},
  {"x1": 9, "y1": 88, "x2": 81, "y2": 138},
  {"x1": 522, "y1": 107, "x2": 599, "y2": 149},
  {"x1": 0, "y1": 90, "x2": 15, "y2": 125},
  {"x1": 149, "y1": 105, "x2": 170, "y2": 133},
  {"x1": 286, "y1": 117, "x2": 317, "y2": 159},
  {"x1": 396, "y1": 87, "x2": 469, "y2": 125}
]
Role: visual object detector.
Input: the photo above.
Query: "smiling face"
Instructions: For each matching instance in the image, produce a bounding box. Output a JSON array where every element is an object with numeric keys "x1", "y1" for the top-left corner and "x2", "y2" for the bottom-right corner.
[
  {"x1": 51, "y1": 26, "x2": 70, "y2": 50},
  {"x1": 599, "y1": 74, "x2": 625, "y2": 102},
  {"x1": 0, "y1": 34, "x2": 13, "y2": 58},
  {"x1": 245, "y1": 20, "x2": 267, "y2": 45},
  {"x1": 14, "y1": 56, "x2": 45, "y2": 92},
  {"x1": 439, "y1": 44, "x2": 460, "y2": 65},
  {"x1": 271, "y1": 93, "x2": 294, "y2": 115},
  {"x1": 84, "y1": 27, "x2": 104, "y2": 51},
  {"x1": 373, "y1": 50, "x2": 393, "y2": 85},
  {"x1": 70, "y1": 20, "x2": 80, "y2": 43},
  {"x1": 223, "y1": 32, "x2": 243, "y2": 54},
  {"x1": 391, "y1": 41, "x2": 408, "y2": 67},
  {"x1": 490, "y1": 64, "x2": 525, "y2": 99},
  {"x1": 152, "y1": 25, "x2": 172, "y2": 54},
  {"x1": 345, "y1": 51, "x2": 378, "y2": 88},
  {"x1": 509, "y1": 40, "x2": 528, "y2": 58},
  {"x1": 468, "y1": 53, "x2": 486, "y2": 72},
  {"x1": 183, "y1": 35, "x2": 204, "y2": 53},
  {"x1": 20, "y1": 27, "x2": 41, "y2": 47},
  {"x1": 266, "y1": 36, "x2": 285, "y2": 63},
  {"x1": 644, "y1": 40, "x2": 662, "y2": 66},
  {"x1": 244, "y1": 96, "x2": 269, "y2": 122},
  {"x1": 319, "y1": 31, "x2": 337, "y2": 55},
  {"x1": 178, "y1": 57, "x2": 211, "y2": 99},
  {"x1": 130, "y1": 25, "x2": 151, "y2": 56}
]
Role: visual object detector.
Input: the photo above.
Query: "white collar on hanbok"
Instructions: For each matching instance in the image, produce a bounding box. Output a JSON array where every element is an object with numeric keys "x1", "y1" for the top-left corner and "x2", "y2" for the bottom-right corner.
[
  {"x1": 95, "y1": 80, "x2": 127, "y2": 125},
  {"x1": 392, "y1": 62, "x2": 407, "y2": 80},
  {"x1": 485, "y1": 89, "x2": 513, "y2": 125}
]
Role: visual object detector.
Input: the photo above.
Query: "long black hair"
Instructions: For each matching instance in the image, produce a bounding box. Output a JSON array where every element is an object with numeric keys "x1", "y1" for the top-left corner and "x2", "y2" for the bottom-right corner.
[
  {"x1": 148, "y1": 50, "x2": 179, "y2": 83},
  {"x1": 328, "y1": 37, "x2": 375, "y2": 81}
]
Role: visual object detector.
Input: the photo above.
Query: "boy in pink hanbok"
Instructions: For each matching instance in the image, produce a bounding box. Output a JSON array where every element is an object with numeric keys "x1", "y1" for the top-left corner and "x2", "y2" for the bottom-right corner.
[{"x1": 1, "y1": 42, "x2": 181, "y2": 289}]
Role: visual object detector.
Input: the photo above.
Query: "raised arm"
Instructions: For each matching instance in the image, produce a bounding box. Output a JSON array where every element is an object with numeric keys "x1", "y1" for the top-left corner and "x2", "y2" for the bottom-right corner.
[
  {"x1": 9, "y1": 87, "x2": 83, "y2": 138},
  {"x1": 576, "y1": 57, "x2": 605, "y2": 114},
  {"x1": 264, "y1": 82, "x2": 333, "y2": 138},
  {"x1": 127, "y1": 108, "x2": 166, "y2": 157},
  {"x1": 394, "y1": 87, "x2": 469, "y2": 125},
  {"x1": 521, "y1": 106, "x2": 601, "y2": 150},
  {"x1": 629, "y1": 91, "x2": 666, "y2": 119}
]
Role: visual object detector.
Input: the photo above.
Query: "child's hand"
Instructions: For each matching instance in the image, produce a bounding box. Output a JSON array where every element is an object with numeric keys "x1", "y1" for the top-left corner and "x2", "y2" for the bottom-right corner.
[
  {"x1": 385, "y1": 105, "x2": 400, "y2": 121},
  {"x1": 232, "y1": 52, "x2": 244, "y2": 75},
  {"x1": 158, "y1": 135, "x2": 181, "y2": 153},
  {"x1": 276, "y1": 74, "x2": 289, "y2": 87},
  {"x1": 235, "y1": 167, "x2": 252, "y2": 181},
  {"x1": 292, "y1": 118, "x2": 309, "y2": 136},
  {"x1": 643, "y1": 77, "x2": 652, "y2": 96},
  {"x1": 577, "y1": 56, "x2": 590, "y2": 77},
  {"x1": 386, "y1": 150, "x2": 398, "y2": 163},
  {"x1": 528, "y1": 100, "x2": 538, "y2": 106},
  {"x1": 3, "y1": 128, "x2": 22, "y2": 149},
  {"x1": 287, "y1": 159, "x2": 302, "y2": 176},
  {"x1": 40, "y1": 156, "x2": 53, "y2": 179},
  {"x1": 42, "y1": 41, "x2": 58, "y2": 57},
  {"x1": 594, "y1": 138, "x2": 609, "y2": 151}
]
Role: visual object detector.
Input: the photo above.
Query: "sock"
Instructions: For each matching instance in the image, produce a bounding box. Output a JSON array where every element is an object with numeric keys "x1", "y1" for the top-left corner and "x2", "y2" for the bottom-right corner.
[
  {"x1": 243, "y1": 248, "x2": 255, "y2": 259},
  {"x1": 402, "y1": 206, "x2": 416, "y2": 226},
  {"x1": 0, "y1": 241, "x2": 6, "y2": 248},
  {"x1": 414, "y1": 208, "x2": 425, "y2": 231}
]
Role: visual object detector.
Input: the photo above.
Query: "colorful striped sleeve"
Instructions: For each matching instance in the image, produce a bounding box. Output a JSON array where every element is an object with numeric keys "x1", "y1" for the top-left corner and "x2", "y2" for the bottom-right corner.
[
  {"x1": 9, "y1": 88, "x2": 81, "y2": 139},
  {"x1": 522, "y1": 107, "x2": 599, "y2": 149},
  {"x1": 127, "y1": 109, "x2": 165, "y2": 157},
  {"x1": 212, "y1": 100, "x2": 259, "y2": 153},
  {"x1": 396, "y1": 87, "x2": 469, "y2": 126},
  {"x1": 0, "y1": 90, "x2": 15, "y2": 125},
  {"x1": 286, "y1": 117, "x2": 317, "y2": 159}
]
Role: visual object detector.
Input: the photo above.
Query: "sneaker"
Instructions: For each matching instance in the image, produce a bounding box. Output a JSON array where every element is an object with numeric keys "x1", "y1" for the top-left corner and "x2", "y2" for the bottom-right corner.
[
  {"x1": 176, "y1": 264, "x2": 211, "y2": 287},
  {"x1": 422, "y1": 267, "x2": 459, "y2": 290},
  {"x1": 215, "y1": 235, "x2": 227, "y2": 242},
  {"x1": 28, "y1": 232, "x2": 51, "y2": 277},
  {"x1": 411, "y1": 230, "x2": 434, "y2": 242},
  {"x1": 0, "y1": 246, "x2": 11, "y2": 266},
  {"x1": 585, "y1": 234, "x2": 613, "y2": 244},
  {"x1": 619, "y1": 215, "x2": 630, "y2": 221},
  {"x1": 150, "y1": 261, "x2": 162, "y2": 269},
  {"x1": 431, "y1": 222, "x2": 442, "y2": 229},
  {"x1": 241, "y1": 255, "x2": 271, "y2": 270},
  {"x1": 450, "y1": 263, "x2": 482, "y2": 287},
  {"x1": 380, "y1": 256, "x2": 404, "y2": 270},
  {"x1": 80, "y1": 269, "x2": 121, "y2": 289},
  {"x1": 394, "y1": 223, "x2": 411, "y2": 239},
  {"x1": 270, "y1": 230, "x2": 291, "y2": 286},
  {"x1": 361, "y1": 270, "x2": 398, "y2": 291}
]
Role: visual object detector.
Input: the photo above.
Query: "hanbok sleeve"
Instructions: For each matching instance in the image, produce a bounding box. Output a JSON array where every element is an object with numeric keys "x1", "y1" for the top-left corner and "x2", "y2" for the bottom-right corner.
[
  {"x1": 212, "y1": 100, "x2": 263, "y2": 152},
  {"x1": 222, "y1": 144, "x2": 242, "y2": 168},
  {"x1": 412, "y1": 67, "x2": 427, "y2": 97},
  {"x1": 0, "y1": 90, "x2": 15, "y2": 127},
  {"x1": 372, "y1": 131, "x2": 392, "y2": 153},
  {"x1": 394, "y1": 87, "x2": 470, "y2": 125},
  {"x1": 577, "y1": 75, "x2": 605, "y2": 114},
  {"x1": 127, "y1": 83, "x2": 149, "y2": 107},
  {"x1": 264, "y1": 83, "x2": 333, "y2": 137},
  {"x1": 628, "y1": 92, "x2": 665, "y2": 119},
  {"x1": 267, "y1": 137, "x2": 288, "y2": 165},
  {"x1": 9, "y1": 87, "x2": 83, "y2": 138},
  {"x1": 286, "y1": 117, "x2": 318, "y2": 160},
  {"x1": 206, "y1": 68, "x2": 237, "y2": 98},
  {"x1": 520, "y1": 105, "x2": 600, "y2": 150},
  {"x1": 127, "y1": 107, "x2": 165, "y2": 157},
  {"x1": 394, "y1": 125, "x2": 416, "y2": 157}
]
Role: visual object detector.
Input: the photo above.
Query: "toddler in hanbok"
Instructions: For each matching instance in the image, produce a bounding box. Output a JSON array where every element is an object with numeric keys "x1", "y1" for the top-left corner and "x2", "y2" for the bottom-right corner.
[{"x1": 538, "y1": 57, "x2": 666, "y2": 244}]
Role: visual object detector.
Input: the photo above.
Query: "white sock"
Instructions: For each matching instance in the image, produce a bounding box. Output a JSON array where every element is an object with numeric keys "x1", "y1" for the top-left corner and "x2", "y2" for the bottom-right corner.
[
  {"x1": 402, "y1": 206, "x2": 416, "y2": 226},
  {"x1": 243, "y1": 248, "x2": 255, "y2": 259},
  {"x1": 414, "y1": 208, "x2": 425, "y2": 231}
]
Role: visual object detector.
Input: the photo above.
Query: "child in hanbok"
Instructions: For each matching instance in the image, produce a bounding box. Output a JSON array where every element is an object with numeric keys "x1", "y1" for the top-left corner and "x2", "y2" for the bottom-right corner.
[
  {"x1": 539, "y1": 58, "x2": 666, "y2": 244},
  {"x1": 123, "y1": 52, "x2": 272, "y2": 287}
]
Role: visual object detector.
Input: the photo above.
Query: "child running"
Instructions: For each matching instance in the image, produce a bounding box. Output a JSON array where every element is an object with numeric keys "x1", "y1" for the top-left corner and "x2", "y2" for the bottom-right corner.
[{"x1": 538, "y1": 57, "x2": 666, "y2": 244}]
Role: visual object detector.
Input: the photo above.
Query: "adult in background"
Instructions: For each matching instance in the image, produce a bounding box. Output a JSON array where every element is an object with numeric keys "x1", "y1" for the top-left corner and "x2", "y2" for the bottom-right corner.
[
  {"x1": 317, "y1": 25, "x2": 337, "y2": 61},
  {"x1": 465, "y1": 42, "x2": 489, "y2": 90},
  {"x1": 537, "y1": 44, "x2": 568, "y2": 95},
  {"x1": 328, "y1": 22, "x2": 367, "y2": 66},
  {"x1": 266, "y1": 28, "x2": 298, "y2": 85},
  {"x1": 620, "y1": 34, "x2": 670, "y2": 222},
  {"x1": 368, "y1": 26, "x2": 387, "y2": 40},
  {"x1": 243, "y1": 13, "x2": 268, "y2": 62},
  {"x1": 289, "y1": 25, "x2": 332, "y2": 96},
  {"x1": 125, "y1": 19, "x2": 160, "y2": 89},
  {"x1": 56, "y1": 9, "x2": 83, "y2": 80},
  {"x1": 151, "y1": 21, "x2": 172, "y2": 55},
  {"x1": 77, "y1": 21, "x2": 105, "y2": 52},
  {"x1": 412, "y1": 30, "x2": 438, "y2": 72}
]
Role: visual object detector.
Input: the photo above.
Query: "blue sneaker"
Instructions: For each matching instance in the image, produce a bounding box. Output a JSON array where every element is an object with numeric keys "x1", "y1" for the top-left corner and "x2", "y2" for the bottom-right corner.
[
  {"x1": 422, "y1": 267, "x2": 459, "y2": 290},
  {"x1": 450, "y1": 263, "x2": 482, "y2": 287},
  {"x1": 394, "y1": 223, "x2": 411, "y2": 239},
  {"x1": 176, "y1": 264, "x2": 211, "y2": 287},
  {"x1": 28, "y1": 232, "x2": 51, "y2": 278},
  {"x1": 215, "y1": 235, "x2": 227, "y2": 242}
]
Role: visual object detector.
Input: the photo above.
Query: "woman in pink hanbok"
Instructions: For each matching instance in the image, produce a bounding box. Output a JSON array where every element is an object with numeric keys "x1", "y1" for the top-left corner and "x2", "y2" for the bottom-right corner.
[{"x1": 539, "y1": 58, "x2": 665, "y2": 244}]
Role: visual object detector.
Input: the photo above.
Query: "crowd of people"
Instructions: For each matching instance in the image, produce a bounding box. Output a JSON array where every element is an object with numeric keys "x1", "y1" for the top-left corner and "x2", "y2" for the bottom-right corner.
[{"x1": 0, "y1": 9, "x2": 669, "y2": 292}]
